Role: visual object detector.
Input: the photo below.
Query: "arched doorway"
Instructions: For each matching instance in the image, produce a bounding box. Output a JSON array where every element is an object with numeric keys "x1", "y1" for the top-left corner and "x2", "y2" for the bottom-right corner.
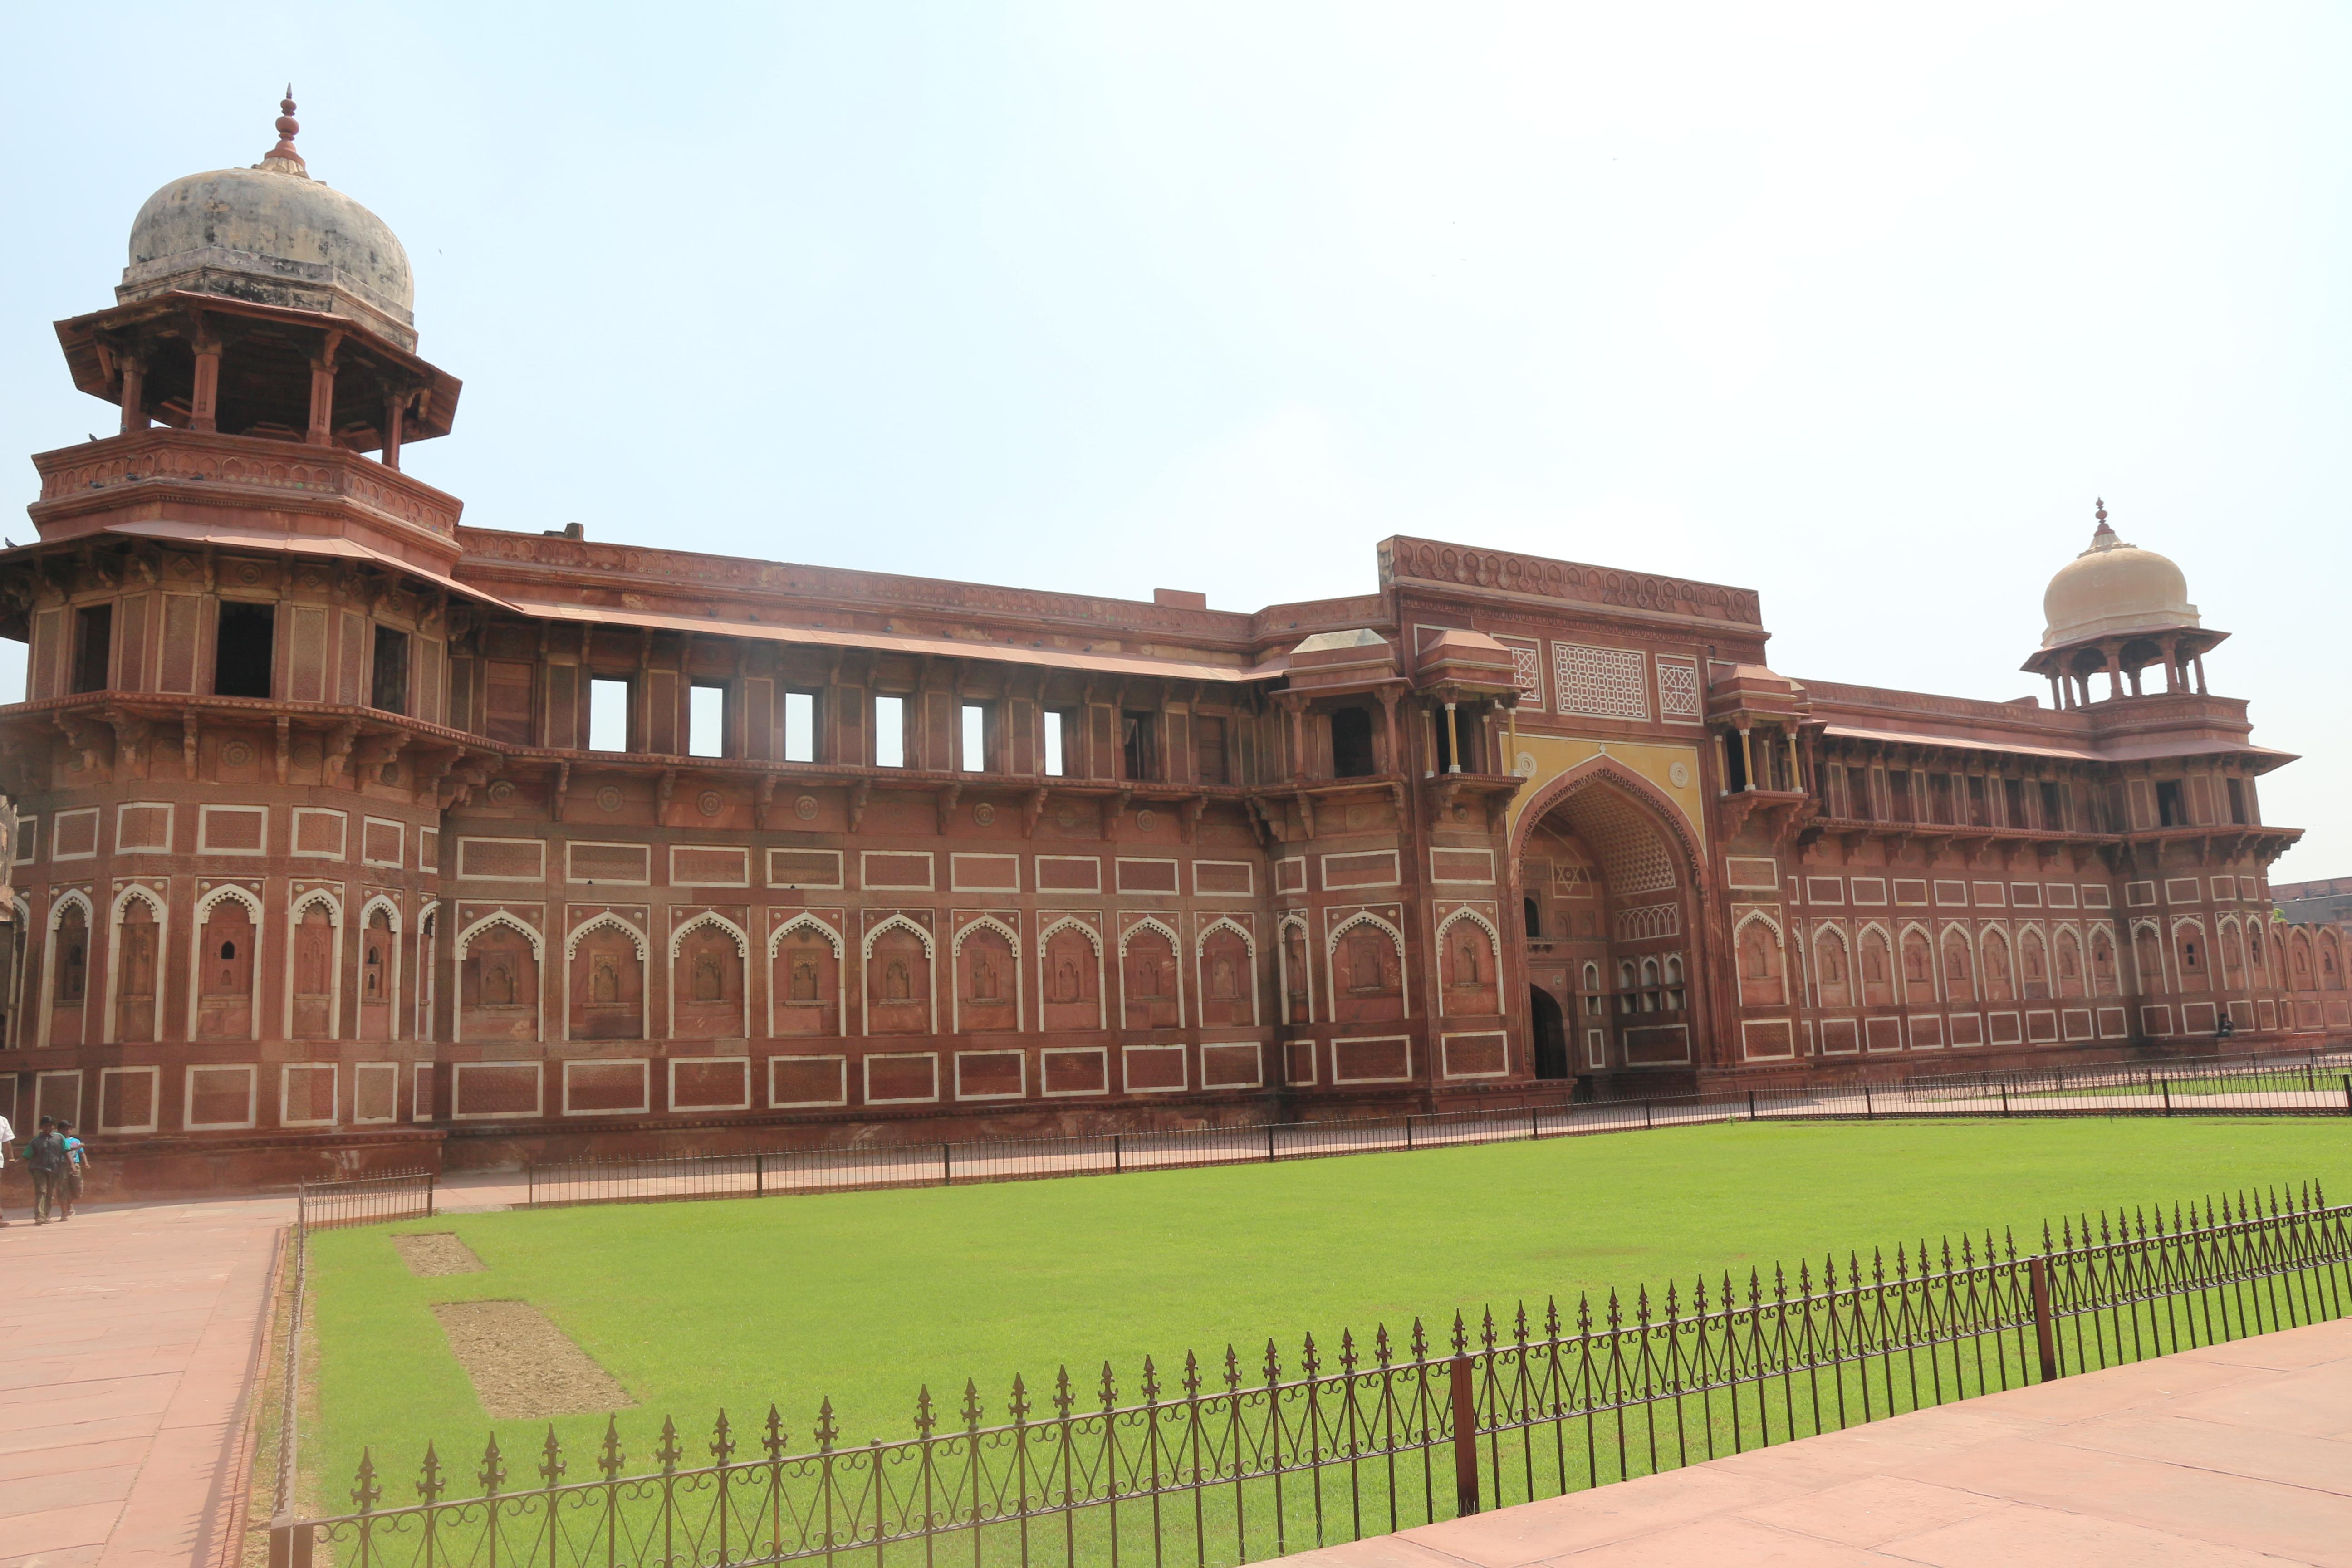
[
  {"x1": 1514, "y1": 764, "x2": 1703, "y2": 1078},
  {"x1": 1529, "y1": 986, "x2": 1569, "y2": 1079}
]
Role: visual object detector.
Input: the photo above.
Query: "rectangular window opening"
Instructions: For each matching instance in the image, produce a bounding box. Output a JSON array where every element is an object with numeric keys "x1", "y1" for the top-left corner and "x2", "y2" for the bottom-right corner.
[
  {"x1": 71, "y1": 604, "x2": 113, "y2": 694},
  {"x1": 784, "y1": 690, "x2": 817, "y2": 763},
  {"x1": 1886, "y1": 769, "x2": 1913, "y2": 823},
  {"x1": 2039, "y1": 780, "x2": 2065, "y2": 831},
  {"x1": 1330, "y1": 708, "x2": 1376, "y2": 778},
  {"x1": 214, "y1": 602, "x2": 274, "y2": 699},
  {"x1": 370, "y1": 627, "x2": 410, "y2": 714},
  {"x1": 1043, "y1": 710, "x2": 1068, "y2": 777},
  {"x1": 2226, "y1": 776, "x2": 2248, "y2": 826},
  {"x1": 588, "y1": 677, "x2": 631, "y2": 752},
  {"x1": 688, "y1": 682, "x2": 726, "y2": 758},
  {"x1": 874, "y1": 694, "x2": 906, "y2": 768},
  {"x1": 1845, "y1": 765, "x2": 1872, "y2": 821},
  {"x1": 960, "y1": 702, "x2": 989, "y2": 773},
  {"x1": 2156, "y1": 779, "x2": 2185, "y2": 828},
  {"x1": 1121, "y1": 711, "x2": 1158, "y2": 781},
  {"x1": 1195, "y1": 714, "x2": 1228, "y2": 784}
]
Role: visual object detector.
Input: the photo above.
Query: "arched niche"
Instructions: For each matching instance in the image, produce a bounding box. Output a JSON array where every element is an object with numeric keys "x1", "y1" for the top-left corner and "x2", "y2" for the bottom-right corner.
[
  {"x1": 1197, "y1": 919, "x2": 1257, "y2": 1027},
  {"x1": 193, "y1": 887, "x2": 261, "y2": 1042},
  {"x1": 1901, "y1": 926, "x2": 1936, "y2": 1005},
  {"x1": 460, "y1": 913, "x2": 542, "y2": 1043},
  {"x1": 1279, "y1": 918, "x2": 1312, "y2": 1025},
  {"x1": 568, "y1": 914, "x2": 647, "y2": 1042},
  {"x1": 1813, "y1": 926, "x2": 1852, "y2": 1008},
  {"x1": 671, "y1": 914, "x2": 747, "y2": 1041},
  {"x1": 1039, "y1": 918, "x2": 1103, "y2": 1031},
  {"x1": 357, "y1": 900, "x2": 399, "y2": 1042},
  {"x1": 1328, "y1": 913, "x2": 1405, "y2": 1024},
  {"x1": 110, "y1": 887, "x2": 166, "y2": 1044},
  {"x1": 1859, "y1": 926, "x2": 1895, "y2": 1008},
  {"x1": 770, "y1": 915, "x2": 843, "y2": 1037},
  {"x1": 864, "y1": 917, "x2": 934, "y2": 1036},
  {"x1": 1736, "y1": 915, "x2": 1786, "y2": 1008},
  {"x1": 954, "y1": 918, "x2": 1019, "y2": 1034},
  {"x1": 1120, "y1": 920, "x2": 1182, "y2": 1030},
  {"x1": 46, "y1": 893, "x2": 92, "y2": 1049},
  {"x1": 288, "y1": 893, "x2": 341, "y2": 1041},
  {"x1": 1940, "y1": 927, "x2": 1975, "y2": 1004},
  {"x1": 1436, "y1": 910, "x2": 1500, "y2": 1017}
]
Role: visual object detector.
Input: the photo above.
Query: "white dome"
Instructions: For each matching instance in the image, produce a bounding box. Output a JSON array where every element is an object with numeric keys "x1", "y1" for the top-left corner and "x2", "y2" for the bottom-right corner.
[
  {"x1": 116, "y1": 93, "x2": 416, "y2": 350},
  {"x1": 2040, "y1": 506, "x2": 2198, "y2": 649}
]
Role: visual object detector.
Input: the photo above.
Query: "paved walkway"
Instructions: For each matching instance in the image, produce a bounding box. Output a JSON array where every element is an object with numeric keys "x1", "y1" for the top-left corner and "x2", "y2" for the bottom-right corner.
[
  {"x1": 1279, "y1": 1316, "x2": 2352, "y2": 1566},
  {"x1": 1, "y1": 1195, "x2": 291, "y2": 1568}
]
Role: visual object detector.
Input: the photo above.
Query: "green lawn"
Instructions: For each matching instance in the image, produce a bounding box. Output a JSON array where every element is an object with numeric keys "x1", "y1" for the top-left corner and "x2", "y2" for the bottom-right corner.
[{"x1": 305, "y1": 1118, "x2": 2351, "y2": 1508}]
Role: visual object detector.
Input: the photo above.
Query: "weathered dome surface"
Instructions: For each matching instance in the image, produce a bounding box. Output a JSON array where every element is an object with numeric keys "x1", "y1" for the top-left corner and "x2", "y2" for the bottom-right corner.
[
  {"x1": 2041, "y1": 507, "x2": 2198, "y2": 649},
  {"x1": 118, "y1": 93, "x2": 416, "y2": 350}
]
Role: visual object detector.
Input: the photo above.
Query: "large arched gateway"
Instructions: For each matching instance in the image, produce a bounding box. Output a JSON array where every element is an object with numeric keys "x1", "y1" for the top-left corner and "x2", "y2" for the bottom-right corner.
[{"x1": 1513, "y1": 760, "x2": 1711, "y2": 1083}]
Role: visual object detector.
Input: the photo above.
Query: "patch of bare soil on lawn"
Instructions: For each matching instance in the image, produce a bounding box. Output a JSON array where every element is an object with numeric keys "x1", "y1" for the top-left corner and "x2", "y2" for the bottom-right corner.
[
  {"x1": 395, "y1": 1231, "x2": 487, "y2": 1276},
  {"x1": 431, "y1": 1300, "x2": 635, "y2": 1420}
]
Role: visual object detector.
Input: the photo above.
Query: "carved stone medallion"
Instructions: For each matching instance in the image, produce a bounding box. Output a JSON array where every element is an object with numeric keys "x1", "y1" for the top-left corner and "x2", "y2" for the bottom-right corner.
[
  {"x1": 794, "y1": 794, "x2": 819, "y2": 821},
  {"x1": 595, "y1": 785, "x2": 624, "y2": 813}
]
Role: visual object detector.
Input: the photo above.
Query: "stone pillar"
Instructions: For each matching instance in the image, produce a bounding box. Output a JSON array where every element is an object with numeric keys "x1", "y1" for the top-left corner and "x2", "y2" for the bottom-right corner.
[
  {"x1": 2193, "y1": 654, "x2": 2209, "y2": 695},
  {"x1": 118, "y1": 354, "x2": 146, "y2": 434},
  {"x1": 1444, "y1": 700, "x2": 1462, "y2": 775},
  {"x1": 191, "y1": 335, "x2": 221, "y2": 433},
  {"x1": 307, "y1": 355, "x2": 338, "y2": 446},
  {"x1": 1737, "y1": 725, "x2": 1755, "y2": 791},
  {"x1": 382, "y1": 391, "x2": 406, "y2": 470}
]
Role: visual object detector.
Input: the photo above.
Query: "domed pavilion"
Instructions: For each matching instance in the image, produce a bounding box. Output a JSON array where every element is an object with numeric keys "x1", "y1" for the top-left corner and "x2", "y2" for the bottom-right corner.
[{"x1": 2020, "y1": 501, "x2": 2227, "y2": 707}]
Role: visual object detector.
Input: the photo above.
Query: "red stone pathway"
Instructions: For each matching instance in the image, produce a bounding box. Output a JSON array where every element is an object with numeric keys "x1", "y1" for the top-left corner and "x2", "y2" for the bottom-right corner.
[
  {"x1": 1, "y1": 1196, "x2": 290, "y2": 1568},
  {"x1": 1275, "y1": 1316, "x2": 2352, "y2": 1566}
]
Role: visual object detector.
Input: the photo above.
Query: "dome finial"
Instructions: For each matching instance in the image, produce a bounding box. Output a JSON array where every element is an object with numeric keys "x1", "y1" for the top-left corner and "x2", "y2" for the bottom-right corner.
[
  {"x1": 261, "y1": 85, "x2": 307, "y2": 176},
  {"x1": 2085, "y1": 497, "x2": 2121, "y2": 553}
]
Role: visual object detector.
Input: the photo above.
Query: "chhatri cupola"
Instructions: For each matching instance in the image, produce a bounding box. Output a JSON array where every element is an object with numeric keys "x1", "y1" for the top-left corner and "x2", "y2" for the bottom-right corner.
[
  {"x1": 49, "y1": 92, "x2": 460, "y2": 468},
  {"x1": 2019, "y1": 502, "x2": 2226, "y2": 708}
]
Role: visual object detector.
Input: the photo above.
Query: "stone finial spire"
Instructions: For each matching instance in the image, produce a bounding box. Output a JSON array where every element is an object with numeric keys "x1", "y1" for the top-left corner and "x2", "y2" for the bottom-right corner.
[
  {"x1": 260, "y1": 86, "x2": 308, "y2": 176},
  {"x1": 2083, "y1": 496, "x2": 2122, "y2": 554}
]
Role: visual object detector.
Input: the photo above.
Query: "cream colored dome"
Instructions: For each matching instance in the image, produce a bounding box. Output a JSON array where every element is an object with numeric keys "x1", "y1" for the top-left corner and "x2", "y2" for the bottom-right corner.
[
  {"x1": 117, "y1": 92, "x2": 416, "y2": 350},
  {"x1": 2040, "y1": 505, "x2": 2198, "y2": 649}
]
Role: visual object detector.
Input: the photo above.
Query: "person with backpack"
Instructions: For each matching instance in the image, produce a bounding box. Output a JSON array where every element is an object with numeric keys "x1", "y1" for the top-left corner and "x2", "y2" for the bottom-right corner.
[
  {"x1": 58, "y1": 1120, "x2": 90, "y2": 1220},
  {"x1": 24, "y1": 1116, "x2": 69, "y2": 1225},
  {"x1": 0, "y1": 1107, "x2": 15, "y2": 1227}
]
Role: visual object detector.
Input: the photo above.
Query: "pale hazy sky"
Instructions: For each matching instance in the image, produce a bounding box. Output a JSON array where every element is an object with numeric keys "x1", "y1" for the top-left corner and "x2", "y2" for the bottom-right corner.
[{"x1": 4, "y1": 5, "x2": 2346, "y2": 873}]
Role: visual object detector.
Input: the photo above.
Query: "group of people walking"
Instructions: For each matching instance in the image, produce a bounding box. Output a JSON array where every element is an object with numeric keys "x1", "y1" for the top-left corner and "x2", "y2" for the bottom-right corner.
[{"x1": 0, "y1": 1112, "x2": 92, "y2": 1225}]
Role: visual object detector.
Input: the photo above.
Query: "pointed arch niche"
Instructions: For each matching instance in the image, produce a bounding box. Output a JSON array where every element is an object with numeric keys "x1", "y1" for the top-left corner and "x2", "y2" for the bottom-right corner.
[
  {"x1": 1038, "y1": 917, "x2": 1104, "y2": 1032},
  {"x1": 286, "y1": 890, "x2": 343, "y2": 1041},
  {"x1": 769, "y1": 913, "x2": 843, "y2": 1037},
  {"x1": 1510, "y1": 760, "x2": 1703, "y2": 1068},
  {"x1": 357, "y1": 897, "x2": 401, "y2": 1042},
  {"x1": 192, "y1": 885, "x2": 262, "y2": 1042},
  {"x1": 1436, "y1": 908, "x2": 1501, "y2": 1017},
  {"x1": 1197, "y1": 918, "x2": 1259, "y2": 1027},
  {"x1": 1120, "y1": 918, "x2": 1183, "y2": 1030},
  {"x1": 43, "y1": 890, "x2": 93, "y2": 1049},
  {"x1": 108, "y1": 884, "x2": 167, "y2": 1044},
  {"x1": 567, "y1": 913, "x2": 648, "y2": 1041},
  {"x1": 460, "y1": 911, "x2": 543, "y2": 1044},
  {"x1": 671, "y1": 913, "x2": 749, "y2": 1040},
  {"x1": 863, "y1": 915, "x2": 935, "y2": 1036},
  {"x1": 1327, "y1": 911, "x2": 1406, "y2": 1024},
  {"x1": 954, "y1": 916, "x2": 1021, "y2": 1034}
]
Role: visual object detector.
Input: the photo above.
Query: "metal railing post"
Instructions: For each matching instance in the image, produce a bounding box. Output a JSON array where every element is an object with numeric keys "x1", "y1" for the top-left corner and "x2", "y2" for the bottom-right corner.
[
  {"x1": 1864, "y1": 1084, "x2": 1874, "y2": 1120},
  {"x1": 1447, "y1": 1354, "x2": 1480, "y2": 1517},
  {"x1": 1267, "y1": 1123, "x2": 1277, "y2": 1163},
  {"x1": 1747, "y1": 1090, "x2": 1757, "y2": 1122},
  {"x1": 942, "y1": 1143, "x2": 952, "y2": 1186},
  {"x1": 1529, "y1": 1104, "x2": 1539, "y2": 1140},
  {"x1": 1643, "y1": 1099, "x2": 1652, "y2": 1129},
  {"x1": 1406, "y1": 1115, "x2": 1415, "y2": 1151},
  {"x1": 755, "y1": 1152, "x2": 766, "y2": 1197},
  {"x1": 2342, "y1": 1075, "x2": 2350, "y2": 1116},
  {"x1": 2001, "y1": 1083, "x2": 2010, "y2": 1118},
  {"x1": 1113, "y1": 1134, "x2": 1123, "y2": 1173},
  {"x1": 427, "y1": 1172, "x2": 437, "y2": 1218},
  {"x1": 2028, "y1": 1255, "x2": 2061, "y2": 1381},
  {"x1": 266, "y1": 1517, "x2": 314, "y2": 1568},
  {"x1": 2162, "y1": 1079, "x2": 2172, "y2": 1117}
]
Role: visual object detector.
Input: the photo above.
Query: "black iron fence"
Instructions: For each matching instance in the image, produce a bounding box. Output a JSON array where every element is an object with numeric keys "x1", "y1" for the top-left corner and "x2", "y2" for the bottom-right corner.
[
  {"x1": 522, "y1": 1058, "x2": 2352, "y2": 1210},
  {"x1": 282, "y1": 1182, "x2": 2350, "y2": 1568},
  {"x1": 1904, "y1": 1044, "x2": 2352, "y2": 1100},
  {"x1": 298, "y1": 1168, "x2": 438, "y2": 1233}
]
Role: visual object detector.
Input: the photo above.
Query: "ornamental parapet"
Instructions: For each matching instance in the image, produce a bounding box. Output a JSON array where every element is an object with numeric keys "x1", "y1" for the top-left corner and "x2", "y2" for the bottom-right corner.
[{"x1": 29, "y1": 428, "x2": 463, "y2": 542}]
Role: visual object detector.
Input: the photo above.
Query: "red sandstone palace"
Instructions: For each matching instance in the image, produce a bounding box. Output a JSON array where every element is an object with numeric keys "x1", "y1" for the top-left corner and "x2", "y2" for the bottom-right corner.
[{"x1": 2, "y1": 101, "x2": 2345, "y2": 1189}]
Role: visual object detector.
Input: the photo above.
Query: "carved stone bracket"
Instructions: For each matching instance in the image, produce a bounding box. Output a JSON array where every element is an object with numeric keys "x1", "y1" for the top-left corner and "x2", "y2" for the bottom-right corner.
[
  {"x1": 936, "y1": 782, "x2": 962, "y2": 836},
  {"x1": 847, "y1": 779, "x2": 871, "y2": 834}
]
